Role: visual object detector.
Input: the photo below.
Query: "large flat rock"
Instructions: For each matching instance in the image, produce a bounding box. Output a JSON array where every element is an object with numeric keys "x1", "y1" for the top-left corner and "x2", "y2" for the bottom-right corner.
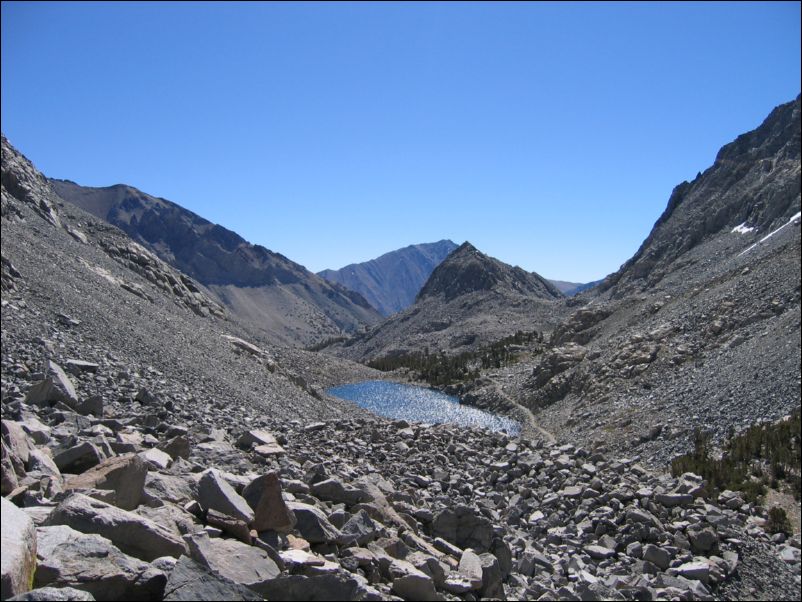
[
  {"x1": 44, "y1": 493, "x2": 186, "y2": 561},
  {"x1": 34, "y1": 525, "x2": 165, "y2": 601},
  {"x1": 1, "y1": 497, "x2": 37, "y2": 600},
  {"x1": 162, "y1": 556, "x2": 262, "y2": 601},
  {"x1": 64, "y1": 454, "x2": 147, "y2": 510},
  {"x1": 197, "y1": 469, "x2": 255, "y2": 525},
  {"x1": 185, "y1": 532, "x2": 281, "y2": 595}
]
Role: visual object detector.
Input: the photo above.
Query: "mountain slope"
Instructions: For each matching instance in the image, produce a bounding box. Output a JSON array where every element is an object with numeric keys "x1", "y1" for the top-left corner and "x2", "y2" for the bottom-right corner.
[
  {"x1": 334, "y1": 242, "x2": 567, "y2": 361},
  {"x1": 600, "y1": 94, "x2": 801, "y2": 296},
  {"x1": 490, "y1": 95, "x2": 801, "y2": 464},
  {"x1": 50, "y1": 179, "x2": 381, "y2": 346},
  {"x1": 1, "y1": 133, "x2": 380, "y2": 425},
  {"x1": 417, "y1": 242, "x2": 562, "y2": 302},
  {"x1": 318, "y1": 239, "x2": 459, "y2": 316}
]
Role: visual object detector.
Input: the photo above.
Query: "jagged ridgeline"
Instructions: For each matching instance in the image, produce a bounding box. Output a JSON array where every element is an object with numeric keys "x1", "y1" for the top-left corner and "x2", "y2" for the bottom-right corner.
[{"x1": 50, "y1": 179, "x2": 383, "y2": 347}]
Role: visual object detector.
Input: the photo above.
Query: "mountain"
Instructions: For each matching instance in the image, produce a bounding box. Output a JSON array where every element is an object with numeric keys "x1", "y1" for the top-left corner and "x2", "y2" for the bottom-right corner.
[
  {"x1": 50, "y1": 179, "x2": 382, "y2": 346},
  {"x1": 548, "y1": 279, "x2": 600, "y2": 296},
  {"x1": 488, "y1": 95, "x2": 801, "y2": 463},
  {"x1": 3, "y1": 115, "x2": 798, "y2": 601},
  {"x1": 333, "y1": 242, "x2": 567, "y2": 361},
  {"x1": 417, "y1": 242, "x2": 562, "y2": 302},
  {"x1": 318, "y1": 240, "x2": 458, "y2": 316},
  {"x1": 600, "y1": 94, "x2": 801, "y2": 297},
  {"x1": 1, "y1": 133, "x2": 378, "y2": 425}
]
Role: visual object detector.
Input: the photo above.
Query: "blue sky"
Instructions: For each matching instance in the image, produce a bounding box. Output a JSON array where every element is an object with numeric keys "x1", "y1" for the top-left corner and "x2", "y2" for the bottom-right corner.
[{"x1": 2, "y1": 2, "x2": 800, "y2": 282}]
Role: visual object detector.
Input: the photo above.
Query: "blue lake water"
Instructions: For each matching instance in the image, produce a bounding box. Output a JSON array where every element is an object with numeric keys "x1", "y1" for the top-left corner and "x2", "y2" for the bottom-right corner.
[{"x1": 327, "y1": 380, "x2": 521, "y2": 436}]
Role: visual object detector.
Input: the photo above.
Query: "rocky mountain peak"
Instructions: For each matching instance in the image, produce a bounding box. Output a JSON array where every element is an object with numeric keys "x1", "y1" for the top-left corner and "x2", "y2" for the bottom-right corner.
[
  {"x1": 417, "y1": 241, "x2": 562, "y2": 303},
  {"x1": 601, "y1": 94, "x2": 801, "y2": 295},
  {"x1": 318, "y1": 239, "x2": 459, "y2": 316}
]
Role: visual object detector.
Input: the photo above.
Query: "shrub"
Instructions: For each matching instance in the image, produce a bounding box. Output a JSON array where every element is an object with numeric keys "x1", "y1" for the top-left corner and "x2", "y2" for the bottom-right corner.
[{"x1": 766, "y1": 506, "x2": 792, "y2": 535}]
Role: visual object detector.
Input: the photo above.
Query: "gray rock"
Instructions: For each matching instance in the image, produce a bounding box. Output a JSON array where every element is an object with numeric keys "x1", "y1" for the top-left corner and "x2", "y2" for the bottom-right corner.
[
  {"x1": 197, "y1": 469, "x2": 255, "y2": 525},
  {"x1": 185, "y1": 532, "x2": 281, "y2": 595},
  {"x1": 63, "y1": 453, "x2": 147, "y2": 511},
  {"x1": 642, "y1": 543, "x2": 672, "y2": 570},
  {"x1": 143, "y1": 472, "x2": 194, "y2": 506},
  {"x1": 479, "y1": 552, "x2": 504, "y2": 599},
  {"x1": 260, "y1": 573, "x2": 365, "y2": 601},
  {"x1": 340, "y1": 509, "x2": 379, "y2": 546},
  {"x1": 53, "y1": 441, "x2": 103, "y2": 474},
  {"x1": 458, "y1": 548, "x2": 484, "y2": 589},
  {"x1": 287, "y1": 501, "x2": 343, "y2": 544},
  {"x1": 206, "y1": 509, "x2": 251, "y2": 543},
  {"x1": 24, "y1": 361, "x2": 80, "y2": 409},
  {"x1": 162, "y1": 555, "x2": 262, "y2": 601},
  {"x1": 625, "y1": 507, "x2": 664, "y2": 531},
  {"x1": 157, "y1": 436, "x2": 190, "y2": 460},
  {"x1": 27, "y1": 448, "x2": 61, "y2": 482},
  {"x1": 433, "y1": 537, "x2": 463, "y2": 558},
  {"x1": 138, "y1": 448, "x2": 172, "y2": 471},
  {"x1": 406, "y1": 552, "x2": 446, "y2": 588},
  {"x1": 236, "y1": 429, "x2": 285, "y2": 455},
  {"x1": 491, "y1": 537, "x2": 513, "y2": 579},
  {"x1": 242, "y1": 472, "x2": 296, "y2": 533},
  {"x1": 585, "y1": 544, "x2": 616, "y2": 560},
  {"x1": 34, "y1": 525, "x2": 165, "y2": 601},
  {"x1": 76, "y1": 395, "x2": 103, "y2": 418},
  {"x1": 65, "y1": 360, "x2": 99, "y2": 375},
  {"x1": 2, "y1": 441, "x2": 20, "y2": 495},
  {"x1": 390, "y1": 558, "x2": 439, "y2": 601},
  {"x1": 688, "y1": 526, "x2": 718, "y2": 554},
  {"x1": 655, "y1": 492, "x2": 694, "y2": 507},
  {"x1": 626, "y1": 541, "x2": 643, "y2": 559},
  {"x1": 432, "y1": 505, "x2": 493, "y2": 553},
  {"x1": 519, "y1": 547, "x2": 554, "y2": 576},
  {"x1": 1, "y1": 497, "x2": 37, "y2": 600},
  {"x1": 311, "y1": 478, "x2": 370, "y2": 506},
  {"x1": 8, "y1": 587, "x2": 96, "y2": 601},
  {"x1": 44, "y1": 493, "x2": 187, "y2": 561},
  {"x1": 1, "y1": 421, "x2": 33, "y2": 469},
  {"x1": 18, "y1": 417, "x2": 51, "y2": 446},
  {"x1": 676, "y1": 560, "x2": 710, "y2": 583}
]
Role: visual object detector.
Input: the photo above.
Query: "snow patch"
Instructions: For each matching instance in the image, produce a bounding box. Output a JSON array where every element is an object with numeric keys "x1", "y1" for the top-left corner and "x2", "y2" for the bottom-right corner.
[
  {"x1": 738, "y1": 211, "x2": 801, "y2": 257},
  {"x1": 731, "y1": 222, "x2": 755, "y2": 234}
]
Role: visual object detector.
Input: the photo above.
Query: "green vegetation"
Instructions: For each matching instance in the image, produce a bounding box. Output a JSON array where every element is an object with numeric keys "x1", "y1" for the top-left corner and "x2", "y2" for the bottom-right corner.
[
  {"x1": 671, "y1": 408, "x2": 801, "y2": 504},
  {"x1": 367, "y1": 330, "x2": 542, "y2": 387},
  {"x1": 766, "y1": 506, "x2": 793, "y2": 535},
  {"x1": 306, "y1": 336, "x2": 349, "y2": 352}
]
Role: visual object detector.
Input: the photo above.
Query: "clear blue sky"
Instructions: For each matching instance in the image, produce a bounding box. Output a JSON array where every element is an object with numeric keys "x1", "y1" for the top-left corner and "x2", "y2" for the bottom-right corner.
[{"x1": 2, "y1": 2, "x2": 800, "y2": 282}]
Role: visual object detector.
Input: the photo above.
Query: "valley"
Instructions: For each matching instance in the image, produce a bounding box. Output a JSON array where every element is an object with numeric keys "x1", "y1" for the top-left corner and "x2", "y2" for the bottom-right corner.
[{"x1": 1, "y1": 94, "x2": 800, "y2": 602}]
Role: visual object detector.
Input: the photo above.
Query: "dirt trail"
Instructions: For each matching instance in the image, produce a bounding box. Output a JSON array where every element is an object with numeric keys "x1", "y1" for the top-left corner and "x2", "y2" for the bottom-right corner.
[{"x1": 486, "y1": 377, "x2": 556, "y2": 444}]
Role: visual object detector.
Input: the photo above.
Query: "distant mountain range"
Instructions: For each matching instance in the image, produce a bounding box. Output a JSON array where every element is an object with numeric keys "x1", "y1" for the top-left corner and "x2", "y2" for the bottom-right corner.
[
  {"x1": 321, "y1": 240, "x2": 595, "y2": 316},
  {"x1": 318, "y1": 240, "x2": 459, "y2": 317},
  {"x1": 50, "y1": 180, "x2": 382, "y2": 346},
  {"x1": 548, "y1": 279, "x2": 600, "y2": 296},
  {"x1": 334, "y1": 242, "x2": 567, "y2": 361}
]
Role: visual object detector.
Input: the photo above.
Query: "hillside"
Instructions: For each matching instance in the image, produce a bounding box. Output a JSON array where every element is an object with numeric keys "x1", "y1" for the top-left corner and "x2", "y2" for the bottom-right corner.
[
  {"x1": 333, "y1": 242, "x2": 567, "y2": 362},
  {"x1": 477, "y1": 95, "x2": 802, "y2": 467},
  {"x1": 50, "y1": 179, "x2": 381, "y2": 347}
]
